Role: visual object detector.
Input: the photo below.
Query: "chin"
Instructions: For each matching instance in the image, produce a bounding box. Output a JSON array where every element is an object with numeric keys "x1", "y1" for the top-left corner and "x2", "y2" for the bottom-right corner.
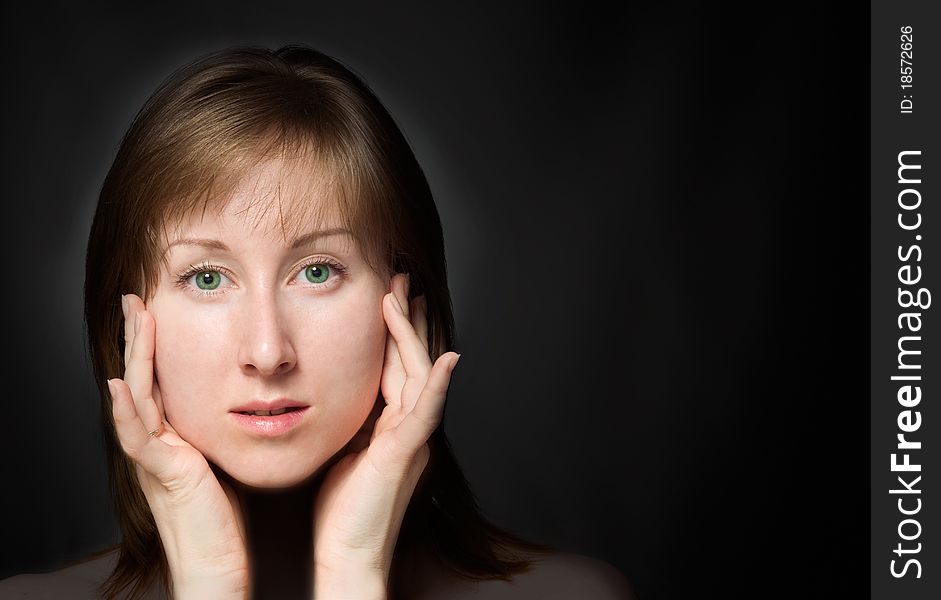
[
  {"x1": 229, "y1": 469, "x2": 310, "y2": 490},
  {"x1": 210, "y1": 446, "x2": 343, "y2": 491}
]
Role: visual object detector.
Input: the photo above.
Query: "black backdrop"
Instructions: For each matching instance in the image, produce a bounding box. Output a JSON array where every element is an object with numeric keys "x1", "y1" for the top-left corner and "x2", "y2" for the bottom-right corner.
[{"x1": 0, "y1": 2, "x2": 867, "y2": 599}]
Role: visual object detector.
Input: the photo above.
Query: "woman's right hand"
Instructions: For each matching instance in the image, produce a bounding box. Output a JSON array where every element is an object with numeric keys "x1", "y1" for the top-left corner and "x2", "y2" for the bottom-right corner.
[{"x1": 108, "y1": 294, "x2": 251, "y2": 600}]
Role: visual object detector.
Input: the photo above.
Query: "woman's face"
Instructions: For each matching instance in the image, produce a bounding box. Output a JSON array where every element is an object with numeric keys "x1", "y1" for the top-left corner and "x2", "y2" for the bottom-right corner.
[{"x1": 146, "y1": 157, "x2": 390, "y2": 489}]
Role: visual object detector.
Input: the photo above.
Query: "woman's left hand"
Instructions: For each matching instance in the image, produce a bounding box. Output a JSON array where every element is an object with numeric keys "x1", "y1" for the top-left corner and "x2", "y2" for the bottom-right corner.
[{"x1": 311, "y1": 273, "x2": 460, "y2": 600}]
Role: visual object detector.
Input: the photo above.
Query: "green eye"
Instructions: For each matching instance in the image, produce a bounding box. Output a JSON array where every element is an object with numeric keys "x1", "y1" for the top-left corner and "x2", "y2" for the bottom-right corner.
[
  {"x1": 195, "y1": 271, "x2": 222, "y2": 290},
  {"x1": 304, "y1": 264, "x2": 330, "y2": 284}
]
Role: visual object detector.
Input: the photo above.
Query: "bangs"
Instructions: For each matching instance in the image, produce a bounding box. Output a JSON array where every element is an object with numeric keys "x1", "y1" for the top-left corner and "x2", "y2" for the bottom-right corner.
[{"x1": 138, "y1": 124, "x2": 393, "y2": 300}]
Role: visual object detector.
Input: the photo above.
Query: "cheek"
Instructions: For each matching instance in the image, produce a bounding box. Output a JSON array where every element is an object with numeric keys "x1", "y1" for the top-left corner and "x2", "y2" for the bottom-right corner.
[
  {"x1": 322, "y1": 296, "x2": 386, "y2": 371},
  {"x1": 152, "y1": 309, "x2": 229, "y2": 425},
  {"x1": 309, "y1": 294, "x2": 387, "y2": 411}
]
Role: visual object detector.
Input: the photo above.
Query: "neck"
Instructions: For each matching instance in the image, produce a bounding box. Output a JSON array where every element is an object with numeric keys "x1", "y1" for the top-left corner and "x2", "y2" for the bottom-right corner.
[{"x1": 218, "y1": 468, "x2": 324, "y2": 600}]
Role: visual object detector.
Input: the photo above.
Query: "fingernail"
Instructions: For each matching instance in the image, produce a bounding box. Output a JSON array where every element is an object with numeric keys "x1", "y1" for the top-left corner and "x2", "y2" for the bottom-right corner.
[
  {"x1": 134, "y1": 312, "x2": 141, "y2": 334},
  {"x1": 121, "y1": 295, "x2": 127, "y2": 319},
  {"x1": 106, "y1": 379, "x2": 116, "y2": 397},
  {"x1": 451, "y1": 353, "x2": 461, "y2": 370}
]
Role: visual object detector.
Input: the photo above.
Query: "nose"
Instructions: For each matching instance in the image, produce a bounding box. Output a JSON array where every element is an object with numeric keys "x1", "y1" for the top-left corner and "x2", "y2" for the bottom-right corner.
[{"x1": 237, "y1": 293, "x2": 297, "y2": 378}]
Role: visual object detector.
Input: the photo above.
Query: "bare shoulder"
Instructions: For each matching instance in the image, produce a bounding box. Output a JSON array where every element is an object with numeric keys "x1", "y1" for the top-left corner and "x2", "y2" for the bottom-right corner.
[
  {"x1": 488, "y1": 551, "x2": 636, "y2": 600},
  {"x1": 0, "y1": 549, "x2": 117, "y2": 599},
  {"x1": 413, "y1": 551, "x2": 637, "y2": 600},
  {"x1": 0, "y1": 548, "x2": 164, "y2": 600}
]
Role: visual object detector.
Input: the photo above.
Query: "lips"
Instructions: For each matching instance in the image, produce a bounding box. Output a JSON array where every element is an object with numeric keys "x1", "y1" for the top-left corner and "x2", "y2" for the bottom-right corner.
[
  {"x1": 229, "y1": 398, "x2": 309, "y2": 415},
  {"x1": 230, "y1": 406, "x2": 310, "y2": 437}
]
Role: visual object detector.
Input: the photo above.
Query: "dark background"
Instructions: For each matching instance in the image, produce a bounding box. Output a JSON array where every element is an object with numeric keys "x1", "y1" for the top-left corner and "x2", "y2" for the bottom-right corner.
[{"x1": 0, "y1": 2, "x2": 867, "y2": 599}]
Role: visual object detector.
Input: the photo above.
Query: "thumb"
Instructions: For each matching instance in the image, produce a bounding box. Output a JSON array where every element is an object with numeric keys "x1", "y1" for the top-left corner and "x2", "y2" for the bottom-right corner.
[{"x1": 109, "y1": 377, "x2": 176, "y2": 481}]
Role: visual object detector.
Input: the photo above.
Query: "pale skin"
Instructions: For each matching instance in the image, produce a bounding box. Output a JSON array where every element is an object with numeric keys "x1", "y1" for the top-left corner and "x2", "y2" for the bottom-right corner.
[
  {"x1": 112, "y1": 276, "x2": 445, "y2": 599},
  {"x1": 107, "y1": 157, "x2": 459, "y2": 599},
  {"x1": 100, "y1": 158, "x2": 635, "y2": 600}
]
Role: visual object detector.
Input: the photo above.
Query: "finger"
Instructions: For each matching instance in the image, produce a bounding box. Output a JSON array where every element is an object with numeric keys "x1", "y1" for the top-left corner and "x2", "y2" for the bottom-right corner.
[
  {"x1": 411, "y1": 294, "x2": 429, "y2": 353},
  {"x1": 123, "y1": 294, "x2": 147, "y2": 369},
  {"x1": 395, "y1": 272, "x2": 410, "y2": 320},
  {"x1": 384, "y1": 291, "x2": 432, "y2": 383},
  {"x1": 379, "y1": 274, "x2": 411, "y2": 407},
  {"x1": 391, "y1": 352, "x2": 459, "y2": 451},
  {"x1": 152, "y1": 378, "x2": 166, "y2": 425},
  {"x1": 108, "y1": 378, "x2": 173, "y2": 477},
  {"x1": 123, "y1": 294, "x2": 135, "y2": 368},
  {"x1": 125, "y1": 294, "x2": 166, "y2": 422},
  {"x1": 380, "y1": 336, "x2": 405, "y2": 410},
  {"x1": 125, "y1": 308, "x2": 162, "y2": 435}
]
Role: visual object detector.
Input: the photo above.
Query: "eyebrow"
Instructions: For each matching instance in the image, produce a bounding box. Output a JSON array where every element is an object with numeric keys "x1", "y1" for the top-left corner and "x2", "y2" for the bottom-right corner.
[{"x1": 165, "y1": 228, "x2": 353, "y2": 253}]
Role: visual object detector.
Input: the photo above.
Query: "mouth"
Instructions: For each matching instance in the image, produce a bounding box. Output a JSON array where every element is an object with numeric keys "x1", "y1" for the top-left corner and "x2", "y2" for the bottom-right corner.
[
  {"x1": 230, "y1": 398, "x2": 310, "y2": 414},
  {"x1": 234, "y1": 407, "x2": 305, "y2": 417},
  {"x1": 229, "y1": 406, "x2": 310, "y2": 437}
]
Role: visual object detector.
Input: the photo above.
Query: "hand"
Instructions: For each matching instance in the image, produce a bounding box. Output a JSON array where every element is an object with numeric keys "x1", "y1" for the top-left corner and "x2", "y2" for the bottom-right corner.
[
  {"x1": 109, "y1": 294, "x2": 251, "y2": 600},
  {"x1": 311, "y1": 273, "x2": 460, "y2": 599}
]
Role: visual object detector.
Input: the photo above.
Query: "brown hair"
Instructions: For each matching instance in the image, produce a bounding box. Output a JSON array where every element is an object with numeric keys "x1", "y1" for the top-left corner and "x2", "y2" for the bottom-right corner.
[{"x1": 83, "y1": 44, "x2": 554, "y2": 599}]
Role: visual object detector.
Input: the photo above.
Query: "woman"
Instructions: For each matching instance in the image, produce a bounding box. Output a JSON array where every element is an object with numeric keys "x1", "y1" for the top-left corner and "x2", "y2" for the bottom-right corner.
[{"x1": 1, "y1": 44, "x2": 634, "y2": 599}]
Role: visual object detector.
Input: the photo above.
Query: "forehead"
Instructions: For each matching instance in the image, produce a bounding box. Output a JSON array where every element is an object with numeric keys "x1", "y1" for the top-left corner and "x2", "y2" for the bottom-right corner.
[{"x1": 160, "y1": 154, "x2": 346, "y2": 246}]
